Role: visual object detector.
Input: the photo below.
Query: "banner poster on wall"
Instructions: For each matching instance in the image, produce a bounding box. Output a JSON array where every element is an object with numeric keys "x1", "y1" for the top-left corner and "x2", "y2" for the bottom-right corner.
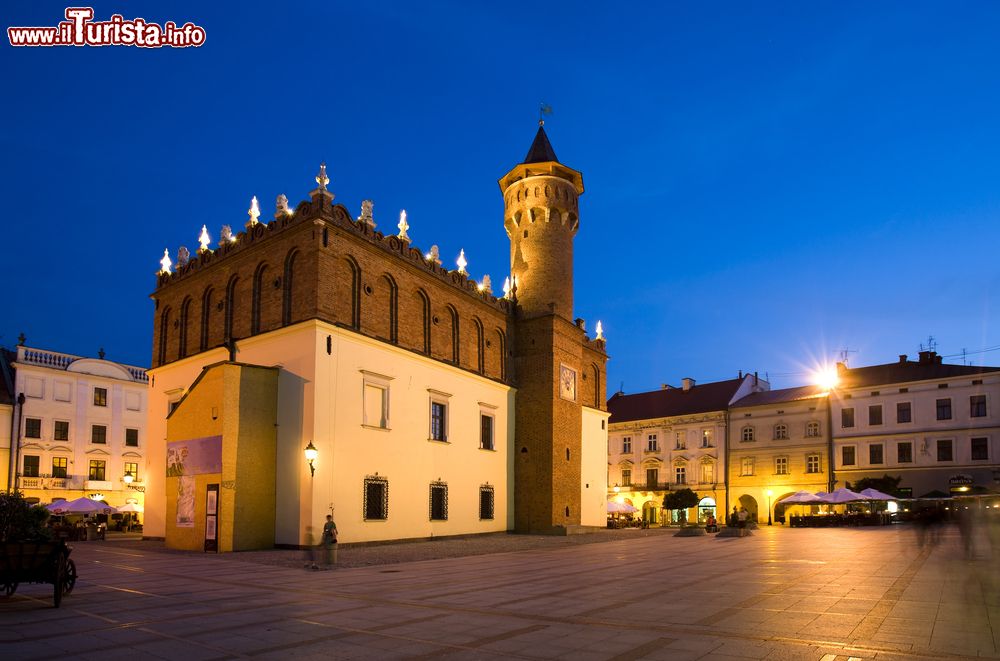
[{"x1": 167, "y1": 436, "x2": 222, "y2": 528}]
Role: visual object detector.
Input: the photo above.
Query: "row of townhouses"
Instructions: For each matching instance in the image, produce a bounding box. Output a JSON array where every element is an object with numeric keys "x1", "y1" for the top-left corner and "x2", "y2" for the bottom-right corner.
[{"x1": 608, "y1": 351, "x2": 1000, "y2": 524}]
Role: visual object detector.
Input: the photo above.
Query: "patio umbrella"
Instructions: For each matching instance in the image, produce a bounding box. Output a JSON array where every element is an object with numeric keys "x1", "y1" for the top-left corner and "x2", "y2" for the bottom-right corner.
[
  {"x1": 818, "y1": 488, "x2": 865, "y2": 504},
  {"x1": 56, "y1": 497, "x2": 118, "y2": 515},
  {"x1": 779, "y1": 491, "x2": 824, "y2": 504},
  {"x1": 607, "y1": 501, "x2": 638, "y2": 514},
  {"x1": 117, "y1": 503, "x2": 144, "y2": 513},
  {"x1": 858, "y1": 488, "x2": 896, "y2": 501},
  {"x1": 45, "y1": 500, "x2": 71, "y2": 513}
]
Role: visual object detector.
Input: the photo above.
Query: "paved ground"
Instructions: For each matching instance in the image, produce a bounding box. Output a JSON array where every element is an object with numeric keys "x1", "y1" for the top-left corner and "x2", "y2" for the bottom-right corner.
[{"x1": 1, "y1": 524, "x2": 998, "y2": 660}]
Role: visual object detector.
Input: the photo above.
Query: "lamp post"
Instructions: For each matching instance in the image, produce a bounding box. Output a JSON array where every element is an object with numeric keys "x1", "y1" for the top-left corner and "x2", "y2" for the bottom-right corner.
[
  {"x1": 767, "y1": 489, "x2": 773, "y2": 526},
  {"x1": 304, "y1": 441, "x2": 318, "y2": 477}
]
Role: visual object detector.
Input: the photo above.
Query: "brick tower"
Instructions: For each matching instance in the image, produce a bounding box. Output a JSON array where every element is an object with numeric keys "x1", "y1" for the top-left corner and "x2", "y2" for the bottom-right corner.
[{"x1": 501, "y1": 123, "x2": 607, "y2": 533}]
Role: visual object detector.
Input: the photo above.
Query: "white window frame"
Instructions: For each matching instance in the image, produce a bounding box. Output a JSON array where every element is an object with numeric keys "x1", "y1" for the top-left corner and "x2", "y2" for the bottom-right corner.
[
  {"x1": 622, "y1": 436, "x2": 632, "y2": 453},
  {"x1": 805, "y1": 421, "x2": 820, "y2": 437},
  {"x1": 427, "y1": 389, "x2": 452, "y2": 442},
  {"x1": 701, "y1": 428, "x2": 712, "y2": 447},
  {"x1": 741, "y1": 426, "x2": 755, "y2": 442},
  {"x1": 774, "y1": 456, "x2": 788, "y2": 475},
  {"x1": 806, "y1": 454, "x2": 820, "y2": 474},
  {"x1": 675, "y1": 430, "x2": 685, "y2": 449},
  {"x1": 841, "y1": 444, "x2": 857, "y2": 467},
  {"x1": 647, "y1": 433, "x2": 658, "y2": 452},
  {"x1": 741, "y1": 456, "x2": 755, "y2": 476},
  {"x1": 479, "y1": 402, "x2": 497, "y2": 451},
  {"x1": 361, "y1": 370, "x2": 393, "y2": 430},
  {"x1": 773, "y1": 424, "x2": 788, "y2": 440}
]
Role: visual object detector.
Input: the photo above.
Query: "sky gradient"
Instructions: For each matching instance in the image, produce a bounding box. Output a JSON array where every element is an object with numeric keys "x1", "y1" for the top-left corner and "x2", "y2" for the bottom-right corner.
[{"x1": 3, "y1": 1, "x2": 1000, "y2": 393}]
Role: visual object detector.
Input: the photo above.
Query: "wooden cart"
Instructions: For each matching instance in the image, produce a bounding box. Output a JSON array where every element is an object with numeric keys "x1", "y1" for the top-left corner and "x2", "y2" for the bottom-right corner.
[{"x1": 0, "y1": 541, "x2": 77, "y2": 607}]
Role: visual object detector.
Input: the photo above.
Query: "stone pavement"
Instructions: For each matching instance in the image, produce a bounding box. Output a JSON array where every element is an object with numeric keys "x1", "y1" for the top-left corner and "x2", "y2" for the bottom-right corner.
[{"x1": 1, "y1": 524, "x2": 998, "y2": 660}]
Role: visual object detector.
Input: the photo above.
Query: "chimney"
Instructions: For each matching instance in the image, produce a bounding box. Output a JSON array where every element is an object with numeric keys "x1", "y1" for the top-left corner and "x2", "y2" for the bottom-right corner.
[
  {"x1": 682, "y1": 378, "x2": 695, "y2": 391},
  {"x1": 738, "y1": 370, "x2": 743, "y2": 379},
  {"x1": 918, "y1": 350, "x2": 934, "y2": 364},
  {"x1": 753, "y1": 371, "x2": 758, "y2": 386},
  {"x1": 661, "y1": 383, "x2": 669, "y2": 390},
  {"x1": 899, "y1": 354, "x2": 907, "y2": 364}
]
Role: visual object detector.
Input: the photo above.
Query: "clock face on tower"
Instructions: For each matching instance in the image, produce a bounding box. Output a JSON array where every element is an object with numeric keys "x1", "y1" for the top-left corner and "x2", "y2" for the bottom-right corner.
[{"x1": 559, "y1": 364, "x2": 577, "y2": 402}]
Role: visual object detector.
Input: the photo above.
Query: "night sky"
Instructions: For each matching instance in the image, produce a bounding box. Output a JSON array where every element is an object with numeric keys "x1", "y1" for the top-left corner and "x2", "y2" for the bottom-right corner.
[{"x1": 3, "y1": 2, "x2": 1000, "y2": 392}]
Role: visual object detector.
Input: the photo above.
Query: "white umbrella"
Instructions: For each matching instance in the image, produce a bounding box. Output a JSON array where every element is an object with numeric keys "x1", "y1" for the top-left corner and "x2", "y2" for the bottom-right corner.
[
  {"x1": 858, "y1": 488, "x2": 896, "y2": 501},
  {"x1": 779, "y1": 491, "x2": 824, "y2": 504},
  {"x1": 117, "y1": 503, "x2": 144, "y2": 513},
  {"x1": 57, "y1": 496, "x2": 118, "y2": 515},
  {"x1": 607, "y1": 501, "x2": 639, "y2": 514},
  {"x1": 819, "y1": 488, "x2": 865, "y2": 504}
]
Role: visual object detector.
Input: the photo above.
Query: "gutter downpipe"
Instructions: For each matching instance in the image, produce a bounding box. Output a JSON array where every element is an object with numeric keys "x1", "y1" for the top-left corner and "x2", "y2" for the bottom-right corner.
[{"x1": 10, "y1": 392, "x2": 25, "y2": 494}]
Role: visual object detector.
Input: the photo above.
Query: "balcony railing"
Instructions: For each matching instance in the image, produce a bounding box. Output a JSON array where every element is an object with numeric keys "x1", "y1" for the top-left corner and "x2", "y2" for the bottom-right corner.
[
  {"x1": 18, "y1": 346, "x2": 149, "y2": 383},
  {"x1": 612, "y1": 481, "x2": 719, "y2": 493}
]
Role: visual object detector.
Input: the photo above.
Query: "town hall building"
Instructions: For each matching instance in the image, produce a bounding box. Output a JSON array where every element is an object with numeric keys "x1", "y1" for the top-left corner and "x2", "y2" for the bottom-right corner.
[{"x1": 144, "y1": 125, "x2": 609, "y2": 551}]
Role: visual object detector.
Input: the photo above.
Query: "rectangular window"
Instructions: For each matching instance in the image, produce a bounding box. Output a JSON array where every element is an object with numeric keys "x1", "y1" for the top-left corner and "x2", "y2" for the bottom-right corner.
[
  {"x1": 94, "y1": 387, "x2": 108, "y2": 407},
  {"x1": 701, "y1": 462, "x2": 713, "y2": 483},
  {"x1": 646, "y1": 468, "x2": 658, "y2": 488},
  {"x1": 775, "y1": 457, "x2": 788, "y2": 475},
  {"x1": 647, "y1": 434, "x2": 658, "y2": 452},
  {"x1": 429, "y1": 482, "x2": 448, "y2": 521},
  {"x1": 362, "y1": 375, "x2": 391, "y2": 429},
  {"x1": 937, "y1": 439, "x2": 953, "y2": 462},
  {"x1": 88, "y1": 459, "x2": 106, "y2": 481},
  {"x1": 970, "y1": 395, "x2": 987, "y2": 418},
  {"x1": 869, "y1": 444, "x2": 883, "y2": 464},
  {"x1": 674, "y1": 466, "x2": 685, "y2": 484},
  {"x1": 124, "y1": 461, "x2": 138, "y2": 480},
  {"x1": 622, "y1": 436, "x2": 632, "y2": 453},
  {"x1": 479, "y1": 414, "x2": 494, "y2": 450},
  {"x1": 741, "y1": 457, "x2": 754, "y2": 476},
  {"x1": 25, "y1": 418, "x2": 41, "y2": 439},
  {"x1": 675, "y1": 431, "x2": 685, "y2": 449},
  {"x1": 869, "y1": 405, "x2": 882, "y2": 426},
  {"x1": 125, "y1": 428, "x2": 139, "y2": 447},
  {"x1": 896, "y1": 402, "x2": 911, "y2": 424},
  {"x1": 971, "y1": 437, "x2": 988, "y2": 461},
  {"x1": 23, "y1": 455, "x2": 40, "y2": 478},
  {"x1": 897, "y1": 441, "x2": 913, "y2": 463},
  {"x1": 479, "y1": 485, "x2": 495, "y2": 520},
  {"x1": 702, "y1": 429, "x2": 712, "y2": 447},
  {"x1": 54, "y1": 420, "x2": 69, "y2": 441},
  {"x1": 936, "y1": 398, "x2": 952, "y2": 421},
  {"x1": 51, "y1": 457, "x2": 68, "y2": 478},
  {"x1": 429, "y1": 401, "x2": 447, "y2": 441},
  {"x1": 363, "y1": 476, "x2": 388, "y2": 520},
  {"x1": 842, "y1": 408, "x2": 855, "y2": 428},
  {"x1": 806, "y1": 421, "x2": 820, "y2": 437},
  {"x1": 621, "y1": 468, "x2": 631, "y2": 486},
  {"x1": 91, "y1": 425, "x2": 107, "y2": 444},
  {"x1": 842, "y1": 446, "x2": 856, "y2": 466},
  {"x1": 806, "y1": 454, "x2": 820, "y2": 474}
]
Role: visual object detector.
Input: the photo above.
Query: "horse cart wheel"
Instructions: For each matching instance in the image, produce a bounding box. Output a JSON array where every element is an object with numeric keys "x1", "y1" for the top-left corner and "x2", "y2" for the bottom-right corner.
[{"x1": 63, "y1": 559, "x2": 77, "y2": 595}]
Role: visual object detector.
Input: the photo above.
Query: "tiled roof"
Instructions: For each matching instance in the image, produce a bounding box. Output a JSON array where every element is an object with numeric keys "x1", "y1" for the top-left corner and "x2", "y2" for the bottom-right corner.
[
  {"x1": 732, "y1": 384, "x2": 828, "y2": 408},
  {"x1": 522, "y1": 125, "x2": 559, "y2": 164},
  {"x1": 608, "y1": 378, "x2": 747, "y2": 423},
  {"x1": 840, "y1": 352, "x2": 1000, "y2": 389}
]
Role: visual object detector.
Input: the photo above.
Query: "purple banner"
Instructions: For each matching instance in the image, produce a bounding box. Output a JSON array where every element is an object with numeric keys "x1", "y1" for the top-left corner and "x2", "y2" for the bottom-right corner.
[{"x1": 167, "y1": 435, "x2": 222, "y2": 477}]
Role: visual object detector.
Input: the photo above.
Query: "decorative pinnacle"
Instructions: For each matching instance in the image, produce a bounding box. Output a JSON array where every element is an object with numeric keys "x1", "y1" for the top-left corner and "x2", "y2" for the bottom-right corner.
[
  {"x1": 315, "y1": 162, "x2": 329, "y2": 191},
  {"x1": 502, "y1": 277, "x2": 511, "y2": 299},
  {"x1": 479, "y1": 274, "x2": 492, "y2": 294},
  {"x1": 198, "y1": 225, "x2": 211, "y2": 253},
  {"x1": 219, "y1": 225, "x2": 236, "y2": 246},
  {"x1": 159, "y1": 248, "x2": 172, "y2": 275},
  {"x1": 276, "y1": 193, "x2": 291, "y2": 216},
  {"x1": 359, "y1": 200, "x2": 375, "y2": 228},
  {"x1": 397, "y1": 209, "x2": 410, "y2": 241},
  {"x1": 596, "y1": 320, "x2": 604, "y2": 341},
  {"x1": 247, "y1": 195, "x2": 260, "y2": 227},
  {"x1": 425, "y1": 244, "x2": 441, "y2": 266},
  {"x1": 456, "y1": 249, "x2": 468, "y2": 275}
]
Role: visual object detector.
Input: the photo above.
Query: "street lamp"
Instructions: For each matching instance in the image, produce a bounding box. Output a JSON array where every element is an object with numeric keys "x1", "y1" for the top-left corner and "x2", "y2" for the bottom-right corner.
[
  {"x1": 304, "y1": 441, "x2": 318, "y2": 477},
  {"x1": 767, "y1": 489, "x2": 773, "y2": 526}
]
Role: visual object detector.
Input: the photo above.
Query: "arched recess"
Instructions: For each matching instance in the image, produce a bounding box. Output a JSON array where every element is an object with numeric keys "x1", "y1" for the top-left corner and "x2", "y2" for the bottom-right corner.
[
  {"x1": 372, "y1": 274, "x2": 398, "y2": 343},
  {"x1": 591, "y1": 363, "x2": 601, "y2": 408},
  {"x1": 282, "y1": 249, "x2": 298, "y2": 326},
  {"x1": 178, "y1": 296, "x2": 193, "y2": 358},
  {"x1": 494, "y1": 329, "x2": 506, "y2": 381},
  {"x1": 416, "y1": 289, "x2": 431, "y2": 354},
  {"x1": 157, "y1": 307, "x2": 171, "y2": 365},
  {"x1": 224, "y1": 275, "x2": 239, "y2": 342},
  {"x1": 738, "y1": 494, "x2": 759, "y2": 523},
  {"x1": 447, "y1": 305, "x2": 460, "y2": 364},
  {"x1": 335, "y1": 255, "x2": 361, "y2": 330},
  {"x1": 200, "y1": 286, "x2": 213, "y2": 352},
  {"x1": 471, "y1": 317, "x2": 484, "y2": 374},
  {"x1": 251, "y1": 262, "x2": 269, "y2": 335}
]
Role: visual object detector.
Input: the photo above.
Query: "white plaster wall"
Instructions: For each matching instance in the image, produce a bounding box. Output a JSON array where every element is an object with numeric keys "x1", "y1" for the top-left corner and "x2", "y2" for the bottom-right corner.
[{"x1": 580, "y1": 406, "x2": 610, "y2": 526}]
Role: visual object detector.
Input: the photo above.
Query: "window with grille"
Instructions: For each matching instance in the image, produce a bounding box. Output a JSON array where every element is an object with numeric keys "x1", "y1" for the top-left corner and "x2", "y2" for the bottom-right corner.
[
  {"x1": 429, "y1": 482, "x2": 448, "y2": 521},
  {"x1": 970, "y1": 395, "x2": 987, "y2": 418},
  {"x1": 51, "y1": 457, "x2": 67, "y2": 478},
  {"x1": 363, "y1": 476, "x2": 388, "y2": 520},
  {"x1": 88, "y1": 459, "x2": 106, "y2": 481},
  {"x1": 775, "y1": 457, "x2": 788, "y2": 475},
  {"x1": 479, "y1": 485, "x2": 494, "y2": 520},
  {"x1": 23, "y1": 455, "x2": 40, "y2": 478},
  {"x1": 806, "y1": 454, "x2": 820, "y2": 473},
  {"x1": 54, "y1": 420, "x2": 69, "y2": 441},
  {"x1": 25, "y1": 418, "x2": 41, "y2": 439},
  {"x1": 94, "y1": 387, "x2": 108, "y2": 407},
  {"x1": 91, "y1": 425, "x2": 107, "y2": 444}
]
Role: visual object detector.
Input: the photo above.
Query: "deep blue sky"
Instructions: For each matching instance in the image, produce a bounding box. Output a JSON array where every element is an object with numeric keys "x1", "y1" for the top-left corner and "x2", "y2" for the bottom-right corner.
[{"x1": 3, "y1": 2, "x2": 1000, "y2": 392}]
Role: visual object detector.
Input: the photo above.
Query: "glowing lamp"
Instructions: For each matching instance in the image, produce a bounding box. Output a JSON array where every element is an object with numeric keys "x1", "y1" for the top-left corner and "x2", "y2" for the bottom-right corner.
[{"x1": 304, "y1": 441, "x2": 318, "y2": 477}]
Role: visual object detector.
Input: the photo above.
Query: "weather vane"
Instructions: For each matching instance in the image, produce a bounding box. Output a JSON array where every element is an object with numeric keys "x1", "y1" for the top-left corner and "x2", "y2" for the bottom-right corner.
[{"x1": 539, "y1": 102, "x2": 552, "y2": 126}]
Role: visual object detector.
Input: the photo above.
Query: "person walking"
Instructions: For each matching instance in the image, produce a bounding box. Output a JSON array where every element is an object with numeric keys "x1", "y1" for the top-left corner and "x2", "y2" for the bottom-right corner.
[{"x1": 321, "y1": 514, "x2": 338, "y2": 567}]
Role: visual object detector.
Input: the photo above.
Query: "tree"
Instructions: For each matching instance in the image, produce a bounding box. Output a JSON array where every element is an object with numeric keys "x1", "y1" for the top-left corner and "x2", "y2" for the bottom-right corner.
[
  {"x1": 0, "y1": 493, "x2": 51, "y2": 542},
  {"x1": 662, "y1": 488, "x2": 700, "y2": 525},
  {"x1": 847, "y1": 474, "x2": 902, "y2": 497}
]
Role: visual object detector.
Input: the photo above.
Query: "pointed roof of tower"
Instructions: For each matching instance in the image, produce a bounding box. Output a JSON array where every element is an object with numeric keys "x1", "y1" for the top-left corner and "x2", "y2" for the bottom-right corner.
[{"x1": 523, "y1": 124, "x2": 559, "y2": 164}]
